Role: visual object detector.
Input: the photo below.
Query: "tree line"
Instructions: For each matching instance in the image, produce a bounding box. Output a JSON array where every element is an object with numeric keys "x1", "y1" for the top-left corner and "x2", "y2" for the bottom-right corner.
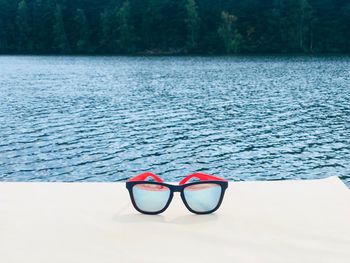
[{"x1": 0, "y1": 0, "x2": 349, "y2": 54}]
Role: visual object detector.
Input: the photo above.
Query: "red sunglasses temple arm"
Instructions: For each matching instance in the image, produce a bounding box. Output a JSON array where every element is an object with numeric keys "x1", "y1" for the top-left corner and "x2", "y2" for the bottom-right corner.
[
  {"x1": 127, "y1": 172, "x2": 163, "y2": 182},
  {"x1": 179, "y1": 172, "x2": 227, "y2": 185}
]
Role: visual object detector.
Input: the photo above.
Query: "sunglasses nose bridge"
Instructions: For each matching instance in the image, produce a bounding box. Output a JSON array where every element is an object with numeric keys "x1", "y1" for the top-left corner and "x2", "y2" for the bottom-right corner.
[{"x1": 172, "y1": 185, "x2": 182, "y2": 192}]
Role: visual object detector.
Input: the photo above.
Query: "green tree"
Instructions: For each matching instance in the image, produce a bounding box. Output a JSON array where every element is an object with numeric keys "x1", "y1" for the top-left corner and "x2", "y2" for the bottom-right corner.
[
  {"x1": 0, "y1": 17, "x2": 4, "y2": 52},
  {"x1": 185, "y1": 0, "x2": 200, "y2": 52},
  {"x1": 116, "y1": 0, "x2": 134, "y2": 53},
  {"x1": 340, "y1": 3, "x2": 350, "y2": 52},
  {"x1": 100, "y1": 6, "x2": 118, "y2": 53},
  {"x1": 53, "y1": 4, "x2": 71, "y2": 53},
  {"x1": 31, "y1": 0, "x2": 55, "y2": 53},
  {"x1": 218, "y1": 11, "x2": 242, "y2": 54},
  {"x1": 298, "y1": 0, "x2": 314, "y2": 52},
  {"x1": 16, "y1": 0, "x2": 32, "y2": 52},
  {"x1": 74, "y1": 8, "x2": 90, "y2": 53},
  {"x1": 280, "y1": 0, "x2": 313, "y2": 52}
]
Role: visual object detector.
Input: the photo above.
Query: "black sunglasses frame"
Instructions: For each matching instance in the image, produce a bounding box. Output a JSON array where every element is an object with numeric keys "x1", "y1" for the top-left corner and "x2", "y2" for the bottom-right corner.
[{"x1": 126, "y1": 180, "x2": 228, "y2": 215}]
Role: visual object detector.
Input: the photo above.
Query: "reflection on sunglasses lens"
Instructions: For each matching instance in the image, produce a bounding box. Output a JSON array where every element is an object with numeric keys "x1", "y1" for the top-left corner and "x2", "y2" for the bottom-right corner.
[
  {"x1": 184, "y1": 183, "x2": 222, "y2": 212},
  {"x1": 133, "y1": 184, "x2": 170, "y2": 213}
]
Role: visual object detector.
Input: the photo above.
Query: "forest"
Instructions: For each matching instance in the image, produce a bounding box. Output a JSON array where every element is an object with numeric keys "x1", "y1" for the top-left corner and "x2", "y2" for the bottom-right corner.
[{"x1": 0, "y1": 0, "x2": 349, "y2": 54}]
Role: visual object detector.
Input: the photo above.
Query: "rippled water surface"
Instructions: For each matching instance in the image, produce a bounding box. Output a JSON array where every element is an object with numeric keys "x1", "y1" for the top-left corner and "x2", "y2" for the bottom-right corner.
[{"x1": 0, "y1": 56, "x2": 349, "y2": 185}]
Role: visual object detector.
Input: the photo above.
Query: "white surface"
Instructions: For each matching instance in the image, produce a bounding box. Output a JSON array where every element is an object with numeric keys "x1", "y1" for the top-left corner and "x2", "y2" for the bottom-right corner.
[{"x1": 0, "y1": 177, "x2": 349, "y2": 263}]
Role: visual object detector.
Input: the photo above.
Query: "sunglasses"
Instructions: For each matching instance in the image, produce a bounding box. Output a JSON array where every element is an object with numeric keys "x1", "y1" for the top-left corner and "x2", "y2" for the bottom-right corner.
[{"x1": 126, "y1": 172, "x2": 228, "y2": 215}]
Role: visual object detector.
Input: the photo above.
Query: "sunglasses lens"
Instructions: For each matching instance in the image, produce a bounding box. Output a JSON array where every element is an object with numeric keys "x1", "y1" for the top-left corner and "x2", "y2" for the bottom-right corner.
[
  {"x1": 183, "y1": 183, "x2": 222, "y2": 213},
  {"x1": 132, "y1": 184, "x2": 171, "y2": 213}
]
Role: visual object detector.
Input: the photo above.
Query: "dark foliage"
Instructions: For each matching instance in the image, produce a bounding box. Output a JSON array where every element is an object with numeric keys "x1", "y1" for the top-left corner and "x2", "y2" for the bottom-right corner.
[{"x1": 0, "y1": 0, "x2": 349, "y2": 54}]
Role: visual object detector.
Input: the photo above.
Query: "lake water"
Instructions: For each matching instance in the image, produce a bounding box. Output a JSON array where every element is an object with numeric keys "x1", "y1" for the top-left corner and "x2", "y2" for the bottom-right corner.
[{"x1": 0, "y1": 56, "x2": 349, "y2": 186}]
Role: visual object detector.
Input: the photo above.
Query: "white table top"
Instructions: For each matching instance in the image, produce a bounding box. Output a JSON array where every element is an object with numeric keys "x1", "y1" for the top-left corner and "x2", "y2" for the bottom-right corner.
[{"x1": 1, "y1": 176, "x2": 349, "y2": 263}]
